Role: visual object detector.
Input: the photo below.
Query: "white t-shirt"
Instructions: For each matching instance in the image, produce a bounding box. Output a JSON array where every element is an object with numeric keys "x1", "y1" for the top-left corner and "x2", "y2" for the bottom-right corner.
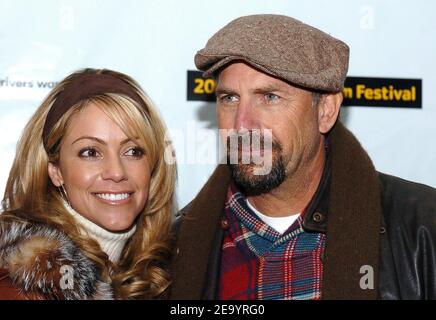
[{"x1": 246, "y1": 199, "x2": 300, "y2": 235}]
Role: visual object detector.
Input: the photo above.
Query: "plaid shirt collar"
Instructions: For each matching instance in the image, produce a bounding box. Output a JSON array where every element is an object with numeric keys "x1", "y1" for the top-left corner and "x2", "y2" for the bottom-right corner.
[{"x1": 226, "y1": 183, "x2": 305, "y2": 244}]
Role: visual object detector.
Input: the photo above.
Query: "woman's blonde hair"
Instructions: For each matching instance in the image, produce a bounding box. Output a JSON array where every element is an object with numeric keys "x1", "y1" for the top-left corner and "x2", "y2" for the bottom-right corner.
[{"x1": 1, "y1": 68, "x2": 177, "y2": 299}]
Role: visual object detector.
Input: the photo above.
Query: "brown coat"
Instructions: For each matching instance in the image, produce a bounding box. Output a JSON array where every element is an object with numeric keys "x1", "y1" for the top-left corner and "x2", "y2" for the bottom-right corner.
[{"x1": 170, "y1": 122, "x2": 383, "y2": 299}]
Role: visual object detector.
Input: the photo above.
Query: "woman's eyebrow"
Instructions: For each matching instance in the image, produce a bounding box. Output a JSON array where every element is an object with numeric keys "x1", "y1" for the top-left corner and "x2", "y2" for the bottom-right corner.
[
  {"x1": 72, "y1": 136, "x2": 106, "y2": 146},
  {"x1": 71, "y1": 136, "x2": 139, "y2": 146},
  {"x1": 120, "y1": 137, "x2": 140, "y2": 145}
]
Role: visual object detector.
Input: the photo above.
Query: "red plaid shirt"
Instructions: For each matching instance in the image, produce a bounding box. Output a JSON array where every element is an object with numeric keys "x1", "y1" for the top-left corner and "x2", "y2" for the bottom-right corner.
[{"x1": 218, "y1": 183, "x2": 326, "y2": 300}]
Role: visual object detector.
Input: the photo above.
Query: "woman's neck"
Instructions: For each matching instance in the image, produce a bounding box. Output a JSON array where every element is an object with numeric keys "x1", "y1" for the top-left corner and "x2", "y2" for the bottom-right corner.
[{"x1": 62, "y1": 200, "x2": 137, "y2": 263}]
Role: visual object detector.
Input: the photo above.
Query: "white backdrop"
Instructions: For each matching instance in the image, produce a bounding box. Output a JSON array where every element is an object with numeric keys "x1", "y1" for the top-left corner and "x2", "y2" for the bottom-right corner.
[{"x1": 1, "y1": 0, "x2": 435, "y2": 208}]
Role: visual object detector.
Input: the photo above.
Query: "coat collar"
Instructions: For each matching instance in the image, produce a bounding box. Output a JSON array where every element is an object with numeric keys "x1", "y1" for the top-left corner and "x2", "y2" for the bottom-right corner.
[
  {"x1": 0, "y1": 217, "x2": 114, "y2": 300},
  {"x1": 171, "y1": 121, "x2": 381, "y2": 300},
  {"x1": 322, "y1": 121, "x2": 381, "y2": 299},
  {"x1": 171, "y1": 164, "x2": 231, "y2": 299}
]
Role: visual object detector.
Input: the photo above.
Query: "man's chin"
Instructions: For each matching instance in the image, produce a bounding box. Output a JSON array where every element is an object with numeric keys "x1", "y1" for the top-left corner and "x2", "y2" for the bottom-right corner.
[
  {"x1": 229, "y1": 163, "x2": 285, "y2": 195},
  {"x1": 230, "y1": 162, "x2": 256, "y2": 175}
]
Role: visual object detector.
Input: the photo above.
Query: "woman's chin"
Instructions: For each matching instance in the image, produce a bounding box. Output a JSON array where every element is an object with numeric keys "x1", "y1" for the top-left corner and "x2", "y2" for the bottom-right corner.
[{"x1": 95, "y1": 217, "x2": 136, "y2": 233}]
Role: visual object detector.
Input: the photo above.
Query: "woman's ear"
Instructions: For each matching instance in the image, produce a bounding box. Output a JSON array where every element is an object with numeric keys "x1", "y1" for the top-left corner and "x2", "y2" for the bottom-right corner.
[
  {"x1": 48, "y1": 162, "x2": 63, "y2": 187},
  {"x1": 317, "y1": 92, "x2": 343, "y2": 134}
]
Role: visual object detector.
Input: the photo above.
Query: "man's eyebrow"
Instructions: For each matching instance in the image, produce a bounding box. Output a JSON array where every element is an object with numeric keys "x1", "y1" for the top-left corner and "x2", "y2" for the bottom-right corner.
[
  {"x1": 252, "y1": 84, "x2": 286, "y2": 94},
  {"x1": 216, "y1": 84, "x2": 288, "y2": 96},
  {"x1": 215, "y1": 86, "x2": 238, "y2": 96},
  {"x1": 71, "y1": 136, "x2": 138, "y2": 146}
]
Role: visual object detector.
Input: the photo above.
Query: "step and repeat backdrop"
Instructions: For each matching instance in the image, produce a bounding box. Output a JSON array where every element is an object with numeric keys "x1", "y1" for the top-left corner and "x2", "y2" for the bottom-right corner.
[{"x1": 1, "y1": 0, "x2": 435, "y2": 208}]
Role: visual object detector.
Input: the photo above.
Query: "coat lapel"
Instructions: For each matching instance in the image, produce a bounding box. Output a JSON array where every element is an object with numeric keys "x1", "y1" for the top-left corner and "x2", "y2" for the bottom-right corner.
[
  {"x1": 322, "y1": 122, "x2": 381, "y2": 299},
  {"x1": 170, "y1": 165, "x2": 231, "y2": 299}
]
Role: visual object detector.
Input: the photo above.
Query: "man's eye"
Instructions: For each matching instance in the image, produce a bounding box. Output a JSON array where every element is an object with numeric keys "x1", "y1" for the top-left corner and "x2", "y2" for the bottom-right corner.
[
  {"x1": 265, "y1": 93, "x2": 280, "y2": 102},
  {"x1": 125, "y1": 147, "x2": 145, "y2": 158},
  {"x1": 79, "y1": 148, "x2": 99, "y2": 158},
  {"x1": 220, "y1": 94, "x2": 238, "y2": 103}
]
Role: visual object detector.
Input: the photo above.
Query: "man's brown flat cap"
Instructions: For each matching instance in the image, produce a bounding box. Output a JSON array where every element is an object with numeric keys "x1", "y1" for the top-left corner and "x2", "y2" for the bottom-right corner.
[{"x1": 195, "y1": 14, "x2": 349, "y2": 92}]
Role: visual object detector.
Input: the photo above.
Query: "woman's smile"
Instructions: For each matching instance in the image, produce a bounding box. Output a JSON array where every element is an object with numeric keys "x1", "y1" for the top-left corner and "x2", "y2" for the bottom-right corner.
[{"x1": 92, "y1": 191, "x2": 134, "y2": 204}]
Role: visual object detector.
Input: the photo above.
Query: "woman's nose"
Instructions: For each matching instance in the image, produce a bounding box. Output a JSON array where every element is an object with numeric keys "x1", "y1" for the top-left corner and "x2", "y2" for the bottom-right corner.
[{"x1": 101, "y1": 155, "x2": 127, "y2": 182}]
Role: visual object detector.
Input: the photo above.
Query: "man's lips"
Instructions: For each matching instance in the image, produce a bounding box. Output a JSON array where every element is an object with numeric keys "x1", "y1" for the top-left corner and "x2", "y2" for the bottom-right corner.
[{"x1": 229, "y1": 147, "x2": 273, "y2": 156}]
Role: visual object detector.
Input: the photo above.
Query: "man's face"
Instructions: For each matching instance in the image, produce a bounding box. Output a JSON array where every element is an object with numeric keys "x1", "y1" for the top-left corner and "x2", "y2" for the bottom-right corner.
[{"x1": 216, "y1": 62, "x2": 324, "y2": 194}]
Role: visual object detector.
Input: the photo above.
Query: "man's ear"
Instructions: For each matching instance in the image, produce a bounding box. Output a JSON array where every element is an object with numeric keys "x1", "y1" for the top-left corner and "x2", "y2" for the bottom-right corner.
[
  {"x1": 48, "y1": 162, "x2": 63, "y2": 187},
  {"x1": 317, "y1": 92, "x2": 343, "y2": 134}
]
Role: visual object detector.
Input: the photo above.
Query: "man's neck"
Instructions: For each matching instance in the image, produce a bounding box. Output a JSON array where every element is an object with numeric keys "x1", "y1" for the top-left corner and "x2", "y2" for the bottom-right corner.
[{"x1": 247, "y1": 142, "x2": 326, "y2": 218}]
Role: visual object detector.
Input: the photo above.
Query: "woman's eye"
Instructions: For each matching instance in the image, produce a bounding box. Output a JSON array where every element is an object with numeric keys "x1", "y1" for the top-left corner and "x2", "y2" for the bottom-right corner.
[
  {"x1": 125, "y1": 147, "x2": 145, "y2": 158},
  {"x1": 265, "y1": 93, "x2": 280, "y2": 102},
  {"x1": 78, "y1": 148, "x2": 100, "y2": 158}
]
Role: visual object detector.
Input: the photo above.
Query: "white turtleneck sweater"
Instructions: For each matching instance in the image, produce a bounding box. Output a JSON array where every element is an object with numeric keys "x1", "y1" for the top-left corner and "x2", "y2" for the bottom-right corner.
[
  {"x1": 246, "y1": 199, "x2": 300, "y2": 234},
  {"x1": 62, "y1": 201, "x2": 137, "y2": 263}
]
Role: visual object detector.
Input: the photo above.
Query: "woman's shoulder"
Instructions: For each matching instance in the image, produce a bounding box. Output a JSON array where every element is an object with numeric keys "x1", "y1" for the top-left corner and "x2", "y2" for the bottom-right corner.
[
  {"x1": 0, "y1": 267, "x2": 45, "y2": 300},
  {"x1": 0, "y1": 216, "x2": 63, "y2": 299},
  {"x1": 0, "y1": 214, "x2": 113, "y2": 300}
]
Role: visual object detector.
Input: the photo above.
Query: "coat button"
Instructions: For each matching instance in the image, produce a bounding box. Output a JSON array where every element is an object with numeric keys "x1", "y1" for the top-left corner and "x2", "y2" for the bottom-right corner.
[
  {"x1": 312, "y1": 212, "x2": 324, "y2": 223},
  {"x1": 221, "y1": 218, "x2": 230, "y2": 230}
]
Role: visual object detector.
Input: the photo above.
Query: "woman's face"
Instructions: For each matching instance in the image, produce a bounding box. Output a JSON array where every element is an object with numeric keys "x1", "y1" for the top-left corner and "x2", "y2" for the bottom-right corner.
[{"x1": 48, "y1": 102, "x2": 151, "y2": 232}]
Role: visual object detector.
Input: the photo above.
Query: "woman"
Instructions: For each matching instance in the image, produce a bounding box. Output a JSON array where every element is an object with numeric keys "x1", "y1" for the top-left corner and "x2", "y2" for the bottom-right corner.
[{"x1": 0, "y1": 68, "x2": 176, "y2": 299}]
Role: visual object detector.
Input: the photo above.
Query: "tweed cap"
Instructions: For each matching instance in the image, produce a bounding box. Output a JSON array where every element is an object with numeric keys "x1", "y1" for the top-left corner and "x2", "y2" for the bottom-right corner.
[{"x1": 195, "y1": 14, "x2": 350, "y2": 92}]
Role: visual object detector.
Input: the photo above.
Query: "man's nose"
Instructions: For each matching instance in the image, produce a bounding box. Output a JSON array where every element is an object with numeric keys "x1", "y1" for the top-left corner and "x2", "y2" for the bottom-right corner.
[
  {"x1": 234, "y1": 99, "x2": 256, "y2": 131},
  {"x1": 101, "y1": 155, "x2": 127, "y2": 182}
]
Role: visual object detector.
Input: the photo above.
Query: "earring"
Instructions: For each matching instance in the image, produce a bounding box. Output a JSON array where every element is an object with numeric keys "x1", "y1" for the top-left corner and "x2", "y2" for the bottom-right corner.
[{"x1": 58, "y1": 184, "x2": 70, "y2": 206}]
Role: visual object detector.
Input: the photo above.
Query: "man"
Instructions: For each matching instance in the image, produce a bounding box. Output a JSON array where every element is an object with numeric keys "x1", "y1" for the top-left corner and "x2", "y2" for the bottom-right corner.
[{"x1": 170, "y1": 14, "x2": 436, "y2": 300}]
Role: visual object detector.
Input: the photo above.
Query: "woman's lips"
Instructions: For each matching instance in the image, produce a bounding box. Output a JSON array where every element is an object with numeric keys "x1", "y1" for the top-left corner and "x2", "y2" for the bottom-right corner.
[{"x1": 92, "y1": 192, "x2": 133, "y2": 205}]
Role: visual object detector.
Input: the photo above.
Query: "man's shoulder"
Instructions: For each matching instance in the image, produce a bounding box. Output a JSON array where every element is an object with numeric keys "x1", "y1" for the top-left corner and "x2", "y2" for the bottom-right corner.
[
  {"x1": 170, "y1": 201, "x2": 193, "y2": 242},
  {"x1": 378, "y1": 172, "x2": 436, "y2": 207},
  {"x1": 378, "y1": 172, "x2": 436, "y2": 229}
]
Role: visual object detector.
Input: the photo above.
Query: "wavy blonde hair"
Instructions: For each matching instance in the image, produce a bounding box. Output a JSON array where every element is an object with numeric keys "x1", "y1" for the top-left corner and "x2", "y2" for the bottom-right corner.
[{"x1": 1, "y1": 68, "x2": 177, "y2": 299}]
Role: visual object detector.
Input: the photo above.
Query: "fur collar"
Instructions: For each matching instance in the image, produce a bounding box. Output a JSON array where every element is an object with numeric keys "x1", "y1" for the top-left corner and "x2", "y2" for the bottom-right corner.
[{"x1": 0, "y1": 218, "x2": 113, "y2": 300}]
